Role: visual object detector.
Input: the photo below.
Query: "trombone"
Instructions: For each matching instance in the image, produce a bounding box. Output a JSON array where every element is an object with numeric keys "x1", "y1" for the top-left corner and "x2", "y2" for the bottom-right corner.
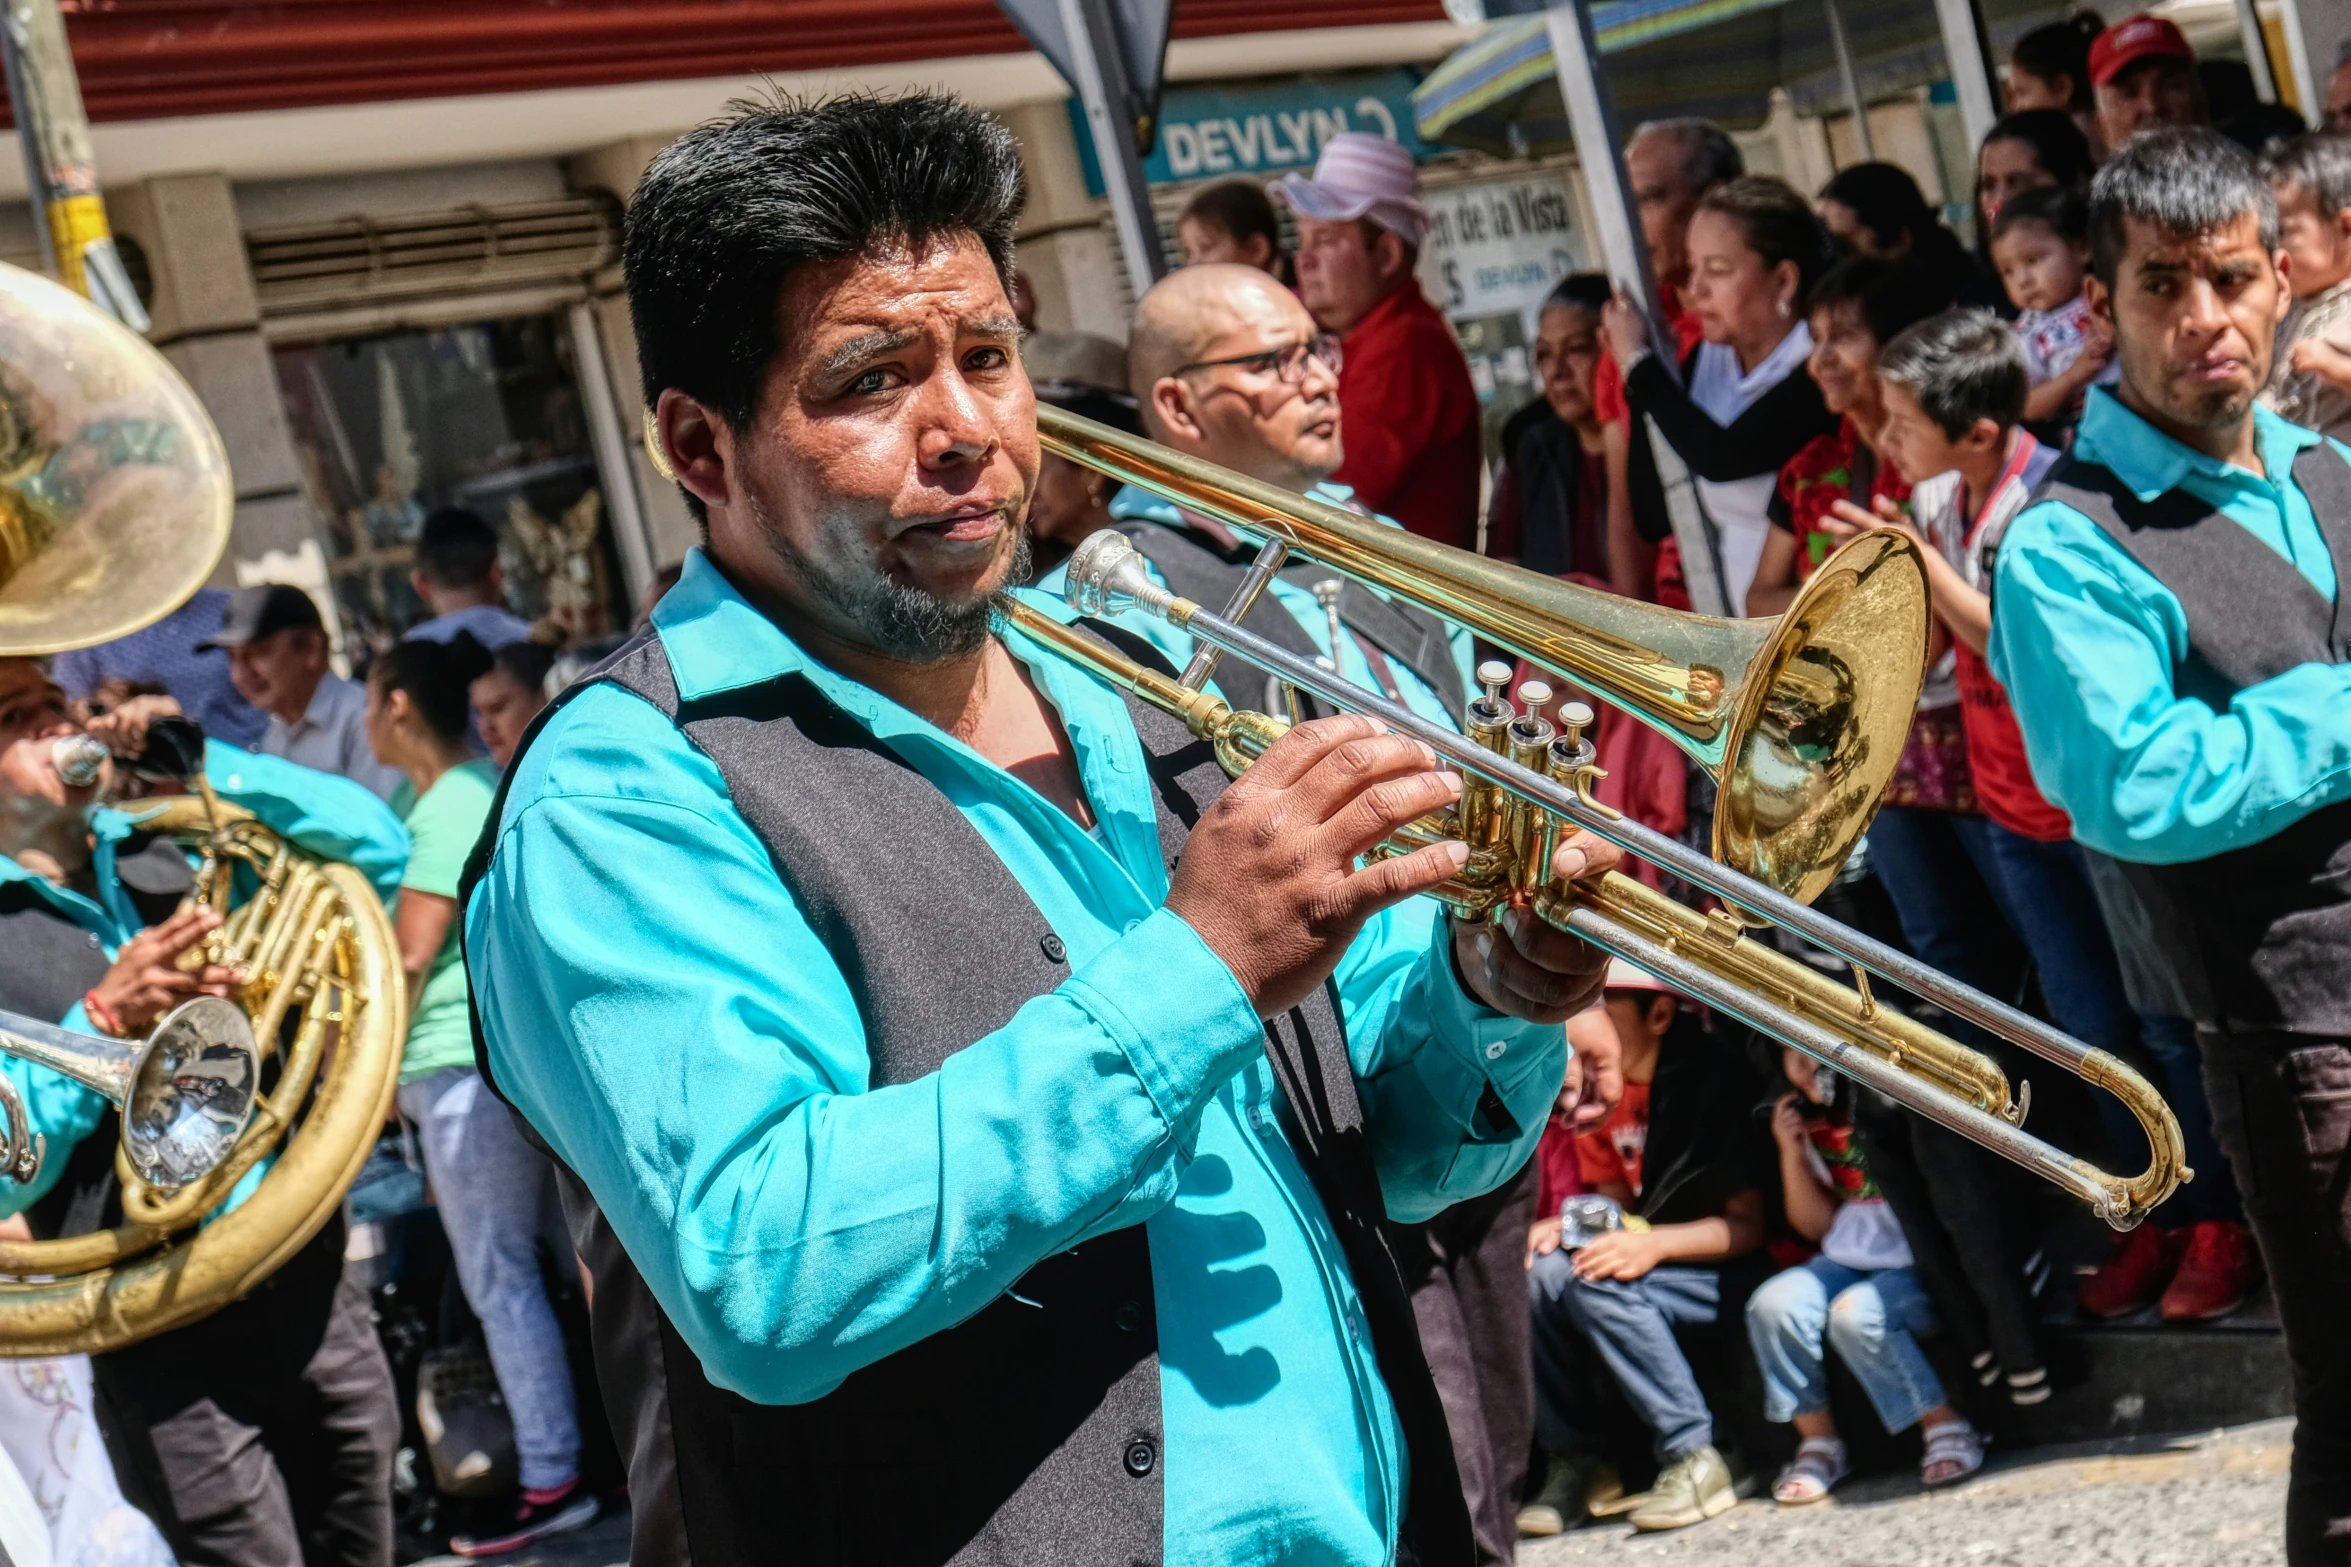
[{"x1": 1002, "y1": 405, "x2": 2186, "y2": 1231}]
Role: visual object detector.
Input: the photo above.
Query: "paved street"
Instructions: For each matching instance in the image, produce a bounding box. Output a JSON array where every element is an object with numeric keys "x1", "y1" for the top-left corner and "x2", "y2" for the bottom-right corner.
[{"x1": 1522, "y1": 1419, "x2": 2292, "y2": 1567}]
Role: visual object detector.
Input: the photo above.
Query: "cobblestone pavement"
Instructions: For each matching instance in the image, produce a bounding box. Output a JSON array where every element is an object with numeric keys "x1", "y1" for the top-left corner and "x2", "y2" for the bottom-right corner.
[{"x1": 1520, "y1": 1419, "x2": 2292, "y2": 1567}]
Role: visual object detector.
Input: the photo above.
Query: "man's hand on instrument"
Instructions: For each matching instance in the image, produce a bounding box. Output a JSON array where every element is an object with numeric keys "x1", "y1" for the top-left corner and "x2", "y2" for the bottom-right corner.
[
  {"x1": 1452, "y1": 830, "x2": 1620, "y2": 1025},
  {"x1": 82, "y1": 694, "x2": 182, "y2": 765},
  {"x1": 1167, "y1": 715, "x2": 1471, "y2": 1019},
  {"x1": 86, "y1": 906, "x2": 242, "y2": 1037}
]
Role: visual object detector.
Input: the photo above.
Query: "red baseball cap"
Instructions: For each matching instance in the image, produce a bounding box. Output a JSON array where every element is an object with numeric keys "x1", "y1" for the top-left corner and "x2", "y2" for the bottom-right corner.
[{"x1": 2090, "y1": 14, "x2": 2195, "y2": 88}]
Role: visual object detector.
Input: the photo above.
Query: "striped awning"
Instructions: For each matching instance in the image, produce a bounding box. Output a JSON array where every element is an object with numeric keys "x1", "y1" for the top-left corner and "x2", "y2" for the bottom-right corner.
[{"x1": 1413, "y1": 0, "x2": 2048, "y2": 148}]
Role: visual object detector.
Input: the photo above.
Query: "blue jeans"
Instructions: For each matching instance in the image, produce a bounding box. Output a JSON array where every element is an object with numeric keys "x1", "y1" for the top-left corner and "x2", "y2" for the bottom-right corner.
[
  {"x1": 1528, "y1": 1252, "x2": 1717, "y2": 1464},
  {"x1": 398, "y1": 1065, "x2": 581, "y2": 1492},
  {"x1": 1747, "y1": 1257, "x2": 1946, "y2": 1433},
  {"x1": 1980, "y1": 825, "x2": 2241, "y2": 1225}
]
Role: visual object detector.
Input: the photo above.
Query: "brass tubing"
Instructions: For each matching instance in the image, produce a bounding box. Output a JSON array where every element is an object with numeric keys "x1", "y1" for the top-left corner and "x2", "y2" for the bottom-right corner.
[{"x1": 1011, "y1": 555, "x2": 2186, "y2": 1230}]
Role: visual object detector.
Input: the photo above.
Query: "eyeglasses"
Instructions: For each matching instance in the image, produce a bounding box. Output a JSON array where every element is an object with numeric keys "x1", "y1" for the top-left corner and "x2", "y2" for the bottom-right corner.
[{"x1": 1174, "y1": 333, "x2": 1343, "y2": 384}]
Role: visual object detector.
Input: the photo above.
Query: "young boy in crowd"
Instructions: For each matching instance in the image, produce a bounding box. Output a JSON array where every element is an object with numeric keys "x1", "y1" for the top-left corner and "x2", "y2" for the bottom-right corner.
[
  {"x1": 2260, "y1": 131, "x2": 2351, "y2": 442},
  {"x1": 1522, "y1": 962, "x2": 1767, "y2": 1538},
  {"x1": 1746, "y1": 1043, "x2": 1983, "y2": 1505},
  {"x1": 1832, "y1": 309, "x2": 2257, "y2": 1322},
  {"x1": 1988, "y1": 186, "x2": 2115, "y2": 440}
]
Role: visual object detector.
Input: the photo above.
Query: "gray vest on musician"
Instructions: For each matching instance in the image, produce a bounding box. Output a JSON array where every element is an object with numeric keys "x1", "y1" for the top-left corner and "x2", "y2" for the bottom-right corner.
[
  {"x1": 461, "y1": 618, "x2": 1475, "y2": 1567},
  {"x1": 2033, "y1": 446, "x2": 2351, "y2": 1034}
]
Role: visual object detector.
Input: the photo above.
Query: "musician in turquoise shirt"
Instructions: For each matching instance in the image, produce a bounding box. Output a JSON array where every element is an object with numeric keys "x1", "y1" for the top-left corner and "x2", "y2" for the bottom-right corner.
[
  {"x1": 464, "y1": 93, "x2": 1616, "y2": 1567},
  {"x1": 0, "y1": 661, "x2": 409, "y2": 1216}
]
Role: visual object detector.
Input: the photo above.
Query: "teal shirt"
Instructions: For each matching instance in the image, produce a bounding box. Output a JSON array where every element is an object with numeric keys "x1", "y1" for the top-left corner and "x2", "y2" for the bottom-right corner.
[
  {"x1": 1991, "y1": 389, "x2": 2351, "y2": 865},
  {"x1": 0, "y1": 740, "x2": 410, "y2": 1216},
  {"x1": 465, "y1": 548, "x2": 1565, "y2": 1565},
  {"x1": 1031, "y1": 483, "x2": 1477, "y2": 731}
]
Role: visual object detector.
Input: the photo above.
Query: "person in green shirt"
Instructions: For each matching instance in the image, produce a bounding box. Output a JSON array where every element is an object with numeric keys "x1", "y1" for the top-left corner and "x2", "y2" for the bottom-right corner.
[{"x1": 366, "y1": 634, "x2": 595, "y2": 1556}]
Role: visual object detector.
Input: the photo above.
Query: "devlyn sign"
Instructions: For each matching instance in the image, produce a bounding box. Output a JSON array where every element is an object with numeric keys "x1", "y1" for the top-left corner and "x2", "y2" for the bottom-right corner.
[{"x1": 1068, "y1": 68, "x2": 1434, "y2": 195}]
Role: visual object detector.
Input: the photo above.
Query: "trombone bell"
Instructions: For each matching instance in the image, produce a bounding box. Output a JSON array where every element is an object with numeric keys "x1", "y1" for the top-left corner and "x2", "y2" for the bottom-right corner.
[
  {"x1": 0, "y1": 997, "x2": 260, "y2": 1191},
  {"x1": 1035, "y1": 403, "x2": 1928, "y2": 904}
]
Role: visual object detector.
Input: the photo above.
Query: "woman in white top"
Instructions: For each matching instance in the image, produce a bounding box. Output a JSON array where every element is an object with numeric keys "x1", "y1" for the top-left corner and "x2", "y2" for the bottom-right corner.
[{"x1": 1601, "y1": 177, "x2": 1839, "y2": 615}]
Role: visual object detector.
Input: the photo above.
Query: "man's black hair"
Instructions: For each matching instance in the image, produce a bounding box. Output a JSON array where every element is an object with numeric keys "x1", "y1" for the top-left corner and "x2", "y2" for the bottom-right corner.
[
  {"x1": 2088, "y1": 126, "x2": 2279, "y2": 284},
  {"x1": 623, "y1": 91, "x2": 1028, "y2": 511},
  {"x1": 1805, "y1": 256, "x2": 1945, "y2": 346},
  {"x1": 1542, "y1": 272, "x2": 1613, "y2": 315},
  {"x1": 1989, "y1": 183, "x2": 2090, "y2": 248},
  {"x1": 416, "y1": 507, "x2": 500, "y2": 589},
  {"x1": 1877, "y1": 309, "x2": 2029, "y2": 439},
  {"x1": 2258, "y1": 130, "x2": 2351, "y2": 217}
]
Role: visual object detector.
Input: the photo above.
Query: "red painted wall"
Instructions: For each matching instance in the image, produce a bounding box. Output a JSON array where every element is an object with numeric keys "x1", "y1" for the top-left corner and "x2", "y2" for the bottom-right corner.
[{"x1": 8, "y1": 1, "x2": 1445, "y2": 123}]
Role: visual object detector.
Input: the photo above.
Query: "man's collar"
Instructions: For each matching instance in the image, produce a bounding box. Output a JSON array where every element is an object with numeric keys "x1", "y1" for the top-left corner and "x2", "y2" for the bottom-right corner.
[
  {"x1": 649, "y1": 547, "x2": 816, "y2": 703},
  {"x1": 290, "y1": 670, "x2": 346, "y2": 732},
  {"x1": 1346, "y1": 281, "x2": 1421, "y2": 338},
  {"x1": 2075, "y1": 385, "x2": 2320, "y2": 502}
]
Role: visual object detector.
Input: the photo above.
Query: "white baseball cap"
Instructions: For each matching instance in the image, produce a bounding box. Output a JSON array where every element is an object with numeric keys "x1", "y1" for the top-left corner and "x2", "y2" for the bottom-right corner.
[{"x1": 1271, "y1": 133, "x2": 1432, "y2": 247}]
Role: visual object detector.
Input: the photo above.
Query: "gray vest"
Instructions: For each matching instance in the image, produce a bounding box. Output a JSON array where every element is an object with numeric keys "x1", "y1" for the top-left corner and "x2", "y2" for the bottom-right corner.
[
  {"x1": 2034, "y1": 447, "x2": 2351, "y2": 1034},
  {"x1": 461, "y1": 619, "x2": 1475, "y2": 1567}
]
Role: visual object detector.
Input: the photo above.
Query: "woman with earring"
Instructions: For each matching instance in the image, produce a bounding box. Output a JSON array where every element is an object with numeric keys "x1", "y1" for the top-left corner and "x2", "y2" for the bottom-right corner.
[{"x1": 1600, "y1": 176, "x2": 1838, "y2": 616}]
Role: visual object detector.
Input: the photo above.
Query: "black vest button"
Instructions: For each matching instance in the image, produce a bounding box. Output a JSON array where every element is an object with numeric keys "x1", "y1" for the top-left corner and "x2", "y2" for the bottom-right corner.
[
  {"x1": 1114, "y1": 1299, "x2": 1144, "y2": 1333},
  {"x1": 1041, "y1": 933, "x2": 1067, "y2": 963},
  {"x1": 1123, "y1": 1438, "x2": 1156, "y2": 1477}
]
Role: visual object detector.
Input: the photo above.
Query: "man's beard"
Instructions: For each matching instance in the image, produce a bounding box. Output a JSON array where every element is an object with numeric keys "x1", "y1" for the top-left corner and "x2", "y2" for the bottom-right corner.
[{"x1": 752, "y1": 495, "x2": 1030, "y2": 664}]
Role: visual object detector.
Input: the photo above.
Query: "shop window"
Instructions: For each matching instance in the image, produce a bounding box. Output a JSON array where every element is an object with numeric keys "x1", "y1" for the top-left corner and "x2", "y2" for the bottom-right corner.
[{"x1": 272, "y1": 314, "x2": 625, "y2": 658}]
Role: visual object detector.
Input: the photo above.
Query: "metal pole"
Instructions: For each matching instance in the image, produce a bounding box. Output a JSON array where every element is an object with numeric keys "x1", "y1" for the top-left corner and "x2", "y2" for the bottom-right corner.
[
  {"x1": 0, "y1": 0, "x2": 145, "y2": 327},
  {"x1": 1824, "y1": 0, "x2": 1877, "y2": 160},
  {"x1": 1541, "y1": 0, "x2": 1730, "y2": 617},
  {"x1": 1928, "y1": 0, "x2": 2000, "y2": 153},
  {"x1": 1057, "y1": 0, "x2": 1165, "y2": 299},
  {"x1": 2271, "y1": 0, "x2": 2327, "y2": 125},
  {"x1": 567, "y1": 302, "x2": 657, "y2": 605},
  {"x1": 2234, "y1": 0, "x2": 2279, "y2": 103}
]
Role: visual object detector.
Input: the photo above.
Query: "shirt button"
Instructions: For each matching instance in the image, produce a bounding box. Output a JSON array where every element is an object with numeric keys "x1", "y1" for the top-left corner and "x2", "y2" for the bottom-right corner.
[
  {"x1": 1485, "y1": 1041, "x2": 1508, "y2": 1060},
  {"x1": 1041, "y1": 933, "x2": 1067, "y2": 964},
  {"x1": 1114, "y1": 1299, "x2": 1145, "y2": 1333},
  {"x1": 1123, "y1": 1438, "x2": 1157, "y2": 1477}
]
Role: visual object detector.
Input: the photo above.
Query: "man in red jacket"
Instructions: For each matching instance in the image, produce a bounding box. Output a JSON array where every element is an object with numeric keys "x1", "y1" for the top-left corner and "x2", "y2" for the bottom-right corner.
[{"x1": 1276, "y1": 134, "x2": 1481, "y2": 551}]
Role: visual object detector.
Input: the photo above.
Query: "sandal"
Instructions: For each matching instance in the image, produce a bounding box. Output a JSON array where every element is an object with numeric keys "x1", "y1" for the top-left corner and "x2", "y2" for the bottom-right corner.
[
  {"x1": 1921, "y1": 1419, "x2": 1984, "y2": 1489},
  {"x1": 1771, "y1": 1436, "x2": 1849, "y2": 1505}
]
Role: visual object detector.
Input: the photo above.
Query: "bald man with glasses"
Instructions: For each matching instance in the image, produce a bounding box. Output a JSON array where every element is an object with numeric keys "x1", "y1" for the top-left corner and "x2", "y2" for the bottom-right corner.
[{"x1": 1035, "y1": 263, "x2": 1469, "y2": 732}]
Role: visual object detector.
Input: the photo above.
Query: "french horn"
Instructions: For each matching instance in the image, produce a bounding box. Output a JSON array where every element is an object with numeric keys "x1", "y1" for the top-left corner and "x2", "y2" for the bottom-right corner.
[{"x1": 0, "y1": 260, "x2": 407, "y2": 1353}]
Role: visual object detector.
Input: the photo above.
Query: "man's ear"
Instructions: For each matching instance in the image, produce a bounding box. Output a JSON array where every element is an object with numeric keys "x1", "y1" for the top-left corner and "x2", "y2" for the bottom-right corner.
[
  {"x1": 2275, "y1": 250, "x2": 2297, "y2": 327},
  {"x1": 1373, "y1": 229, "x2": 1413, "y2": 287},
  {"x1": 1149, "y1": 376, "x2": 1205, "y2": 445},
  {"x1": 656, "y1": 388, "x2": 735, "y2": 516},
  {"x1": 2085, "y1": 269, "x2": 2113, "y2": 328},
  {"x1": 1646, "y1": 993, "x2": 1677, "y2": 1035}
]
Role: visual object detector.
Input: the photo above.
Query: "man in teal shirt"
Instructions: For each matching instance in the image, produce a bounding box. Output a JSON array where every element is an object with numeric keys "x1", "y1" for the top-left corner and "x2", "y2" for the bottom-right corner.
[
  {"x1": 1989, "y1": 128, "x2": 2351, "y2": 1565},
  {"x1": 0, "y1": 657, "x2": 406, "y2": 1565},
  {"x1": 465, "y1": 93, "x2": 1616, "y2": 1567}
]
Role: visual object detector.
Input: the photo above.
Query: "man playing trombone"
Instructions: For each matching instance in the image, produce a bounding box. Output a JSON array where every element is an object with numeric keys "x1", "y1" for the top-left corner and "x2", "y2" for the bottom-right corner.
[
  {"x1": 0, "y1": 657, "x2": 405, "y2": 1566},
  {"x1": 463, "y1": 91, "x2": 1618, "y2": 1567}
]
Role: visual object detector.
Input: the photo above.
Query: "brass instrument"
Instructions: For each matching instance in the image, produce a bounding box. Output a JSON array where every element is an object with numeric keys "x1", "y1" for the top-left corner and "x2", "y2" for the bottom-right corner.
[
  {"x1": 0, "y1": 260, "x2": 408, "y2": 1353},
  {"x1": 1007, "y1": 406, "x2": 2187, "y2": 1230}
]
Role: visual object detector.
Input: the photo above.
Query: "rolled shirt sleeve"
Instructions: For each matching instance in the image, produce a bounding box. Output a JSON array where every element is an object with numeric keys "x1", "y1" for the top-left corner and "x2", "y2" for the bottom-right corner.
[
  {"x1": 1991, "y1": 501, "x2": 2351, "y2": 864},
  {"x1": 1334, "y1": 897, "x2": 1567, "y2": 1223},
  {"x1": 468, "y1": 684, "x2": 1270, "y2": 1405}
]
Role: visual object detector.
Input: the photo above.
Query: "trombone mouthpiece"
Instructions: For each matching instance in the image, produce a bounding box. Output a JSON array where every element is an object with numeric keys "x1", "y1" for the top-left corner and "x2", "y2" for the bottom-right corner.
[
  {"x1": 1064, "y1": 531, "x2": 1178, "y2": 623},
  {"x1": 52, "y1": 735, "x2": 109, "y2": 788}
]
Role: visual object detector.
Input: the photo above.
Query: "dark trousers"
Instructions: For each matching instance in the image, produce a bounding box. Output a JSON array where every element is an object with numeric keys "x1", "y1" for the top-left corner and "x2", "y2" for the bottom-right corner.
[
  {"x1": 2199, "y1": 1028, "x2": 2351, "y2": 1566},
  {"x1": 1389, "y1": 1160, "x2": 1536, "y2": 1566},
  {"x1": 1862, "y1": 809, "x2": 2043, "y2": 1376},
  {"x1": 96, "y1": 1220, "x2": 398, "y2": 1567}
]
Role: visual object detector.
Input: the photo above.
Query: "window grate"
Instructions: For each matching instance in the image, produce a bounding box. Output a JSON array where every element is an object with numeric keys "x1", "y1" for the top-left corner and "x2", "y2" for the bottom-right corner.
[{"x1": 246, "y1": 196, "x2": 621, "y2": 315}]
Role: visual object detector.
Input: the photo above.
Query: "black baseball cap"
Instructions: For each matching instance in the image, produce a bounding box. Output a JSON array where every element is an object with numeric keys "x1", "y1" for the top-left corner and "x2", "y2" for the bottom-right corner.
[{"x1": 197, "y1": 584, "x2": 324, "y2": 650}]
